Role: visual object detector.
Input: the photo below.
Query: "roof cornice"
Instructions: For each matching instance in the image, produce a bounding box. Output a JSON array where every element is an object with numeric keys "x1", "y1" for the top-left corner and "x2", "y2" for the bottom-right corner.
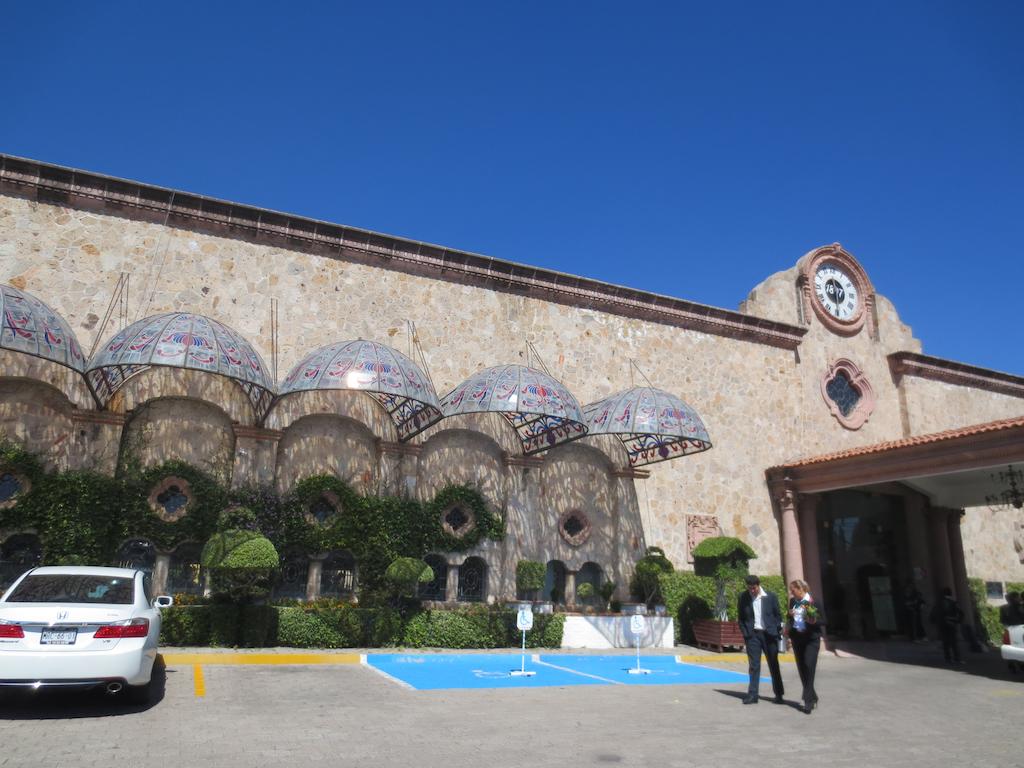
[
  {"x1": 889, "y1": 351, "x2": 1024, "y2": 399},
  {"x1": 0, "y1": 153, "x2": 806, "y2": 351}
]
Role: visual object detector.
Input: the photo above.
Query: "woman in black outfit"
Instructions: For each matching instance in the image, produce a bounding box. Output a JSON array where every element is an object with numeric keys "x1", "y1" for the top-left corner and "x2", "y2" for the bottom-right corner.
[{"x1": 786, "y1": 578, "x2": 826, "y2": 714}]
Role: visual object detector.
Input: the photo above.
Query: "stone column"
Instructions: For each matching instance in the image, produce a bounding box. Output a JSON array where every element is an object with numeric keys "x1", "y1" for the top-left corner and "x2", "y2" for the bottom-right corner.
[
  {"x1": 306, "y1": 555, "x2": 326, "y2": 601},
  {"x1": 565, "y1": 570, "x2": 578, "y2": 608},
  {"x1": 928, "y1": 507, "x2": 957, "y2": 598},
  {"x1": 798, "y1": 494, "x2": 824, "y2": 602},
  {"x1": 776, "y1": 488, "x2": 804, "y2": 588},
  {"x1": 231, "y1": 426, "x2": 283, "y2": 489},
  {"x1": 446, "y1": 561, "x2": 460, "y2": 603},
  {"x1": 946, "y1": 510, "x2": 975, "y2": 635},
  {"x1": 905, "y1": 494, "x2": 935, "y2": 608},
  {"x1": 152, "y1": 553, "x2": 171, "y2": 596}
]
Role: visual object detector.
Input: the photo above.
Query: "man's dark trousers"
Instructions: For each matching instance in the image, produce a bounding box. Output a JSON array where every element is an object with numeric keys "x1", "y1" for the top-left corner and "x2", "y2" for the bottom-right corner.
[{"x1": 746, "y1": 630, "x2": 784, "y2": 700}]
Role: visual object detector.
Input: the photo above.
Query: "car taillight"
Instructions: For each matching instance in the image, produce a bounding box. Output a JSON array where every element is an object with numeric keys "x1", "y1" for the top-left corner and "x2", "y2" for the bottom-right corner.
[
  {"x1": 1004, "y1": 629, "x2": 1011, "y2": 645},
  {"x1": 0, "y1": 622, "x2": 24, "y2": 639},
  {"x1": 94, "y1": 618, "x2": 149, "y2": 639}
]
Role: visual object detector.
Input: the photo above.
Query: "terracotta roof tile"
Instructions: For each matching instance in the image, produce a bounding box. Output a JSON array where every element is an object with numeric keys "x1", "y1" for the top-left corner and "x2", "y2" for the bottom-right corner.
[{"x1": 781, "y1": 415, "x2": 1024, "y2": 468}]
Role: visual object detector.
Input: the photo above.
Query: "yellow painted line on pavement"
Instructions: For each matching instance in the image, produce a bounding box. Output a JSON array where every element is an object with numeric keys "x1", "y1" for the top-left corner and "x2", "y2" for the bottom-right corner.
[
  {"x1": 677, "y1": 653, "x2": 795, "y2": 663},
  {"x1": 164, "y1": 652, "x2": 361, "y2": 666},
  {"x1": 193, "y1": 664, "x2": 205, "y2": 697}
]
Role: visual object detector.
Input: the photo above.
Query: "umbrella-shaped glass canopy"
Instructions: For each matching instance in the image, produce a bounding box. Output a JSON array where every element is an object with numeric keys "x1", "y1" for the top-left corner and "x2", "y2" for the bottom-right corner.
[
  {"x1": 441, "y1": 365, "x2": 588, "y2": 455},
  {"x1": 87, "y1": 312, "x2": 275, "y2": 418},
  {"x1": 1, "y1": 284, "x2": 86, "y2": 372},
  {"x1": 583, "y1": 386, "x2": 712, "y2": 467},
  {"x1": 279, "y1": 340, "x2": 443, "y2": 441}
]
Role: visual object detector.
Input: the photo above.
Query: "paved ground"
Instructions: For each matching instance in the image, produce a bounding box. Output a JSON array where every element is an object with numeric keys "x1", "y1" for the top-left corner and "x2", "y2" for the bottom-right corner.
[{"x1": 1, "y1": 642, "x2": 1021, "y2": 768}]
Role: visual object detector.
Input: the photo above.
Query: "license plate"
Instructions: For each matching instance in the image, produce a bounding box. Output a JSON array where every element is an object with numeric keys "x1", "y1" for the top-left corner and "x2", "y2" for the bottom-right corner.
[{"x1": 40, "y1": 628, "x2": 78, "y2": 645}]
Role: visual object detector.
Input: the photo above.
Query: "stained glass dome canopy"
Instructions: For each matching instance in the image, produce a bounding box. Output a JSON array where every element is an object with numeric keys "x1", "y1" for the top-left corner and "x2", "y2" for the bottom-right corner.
[
  {"x1": 583, "y1": 386, "x2": 712, "y2": 467},
  {"x1": 279, "y1": 340, "x2": 443, "y2": 441},
  {"x1": 441, "y1": 365, "x2": 588, "y2": 455},
  {"x1": 87, "y1": 313, "x2": 274, "y2": 417},
  {"x1": 1, "y1": 284, "x2": 86, "y2": 373}
]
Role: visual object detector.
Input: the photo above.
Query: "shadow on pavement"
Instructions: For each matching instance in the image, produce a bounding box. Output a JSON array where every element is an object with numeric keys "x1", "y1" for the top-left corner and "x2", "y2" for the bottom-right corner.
[
  {"x1": 825, "y1": 638, "x2": 1024, "y2": 684},
  {"x1": 0, "y1": 656, "x2": 170, "y2": 720}
]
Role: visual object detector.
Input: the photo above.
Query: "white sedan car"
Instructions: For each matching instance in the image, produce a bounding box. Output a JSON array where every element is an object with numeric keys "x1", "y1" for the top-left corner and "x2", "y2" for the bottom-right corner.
[
  {"x1": 0, "y1": 566, "x2": 172, "y2": 703},
  {"x1": 1002, "y1": 624, "x2": 1024, "y2": 666}
]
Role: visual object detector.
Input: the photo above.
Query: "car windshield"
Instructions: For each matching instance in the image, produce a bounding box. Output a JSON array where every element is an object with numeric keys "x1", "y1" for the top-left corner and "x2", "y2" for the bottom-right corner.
[{"x1": 5, "y1": 575, "x2": 135, "y2": 604}]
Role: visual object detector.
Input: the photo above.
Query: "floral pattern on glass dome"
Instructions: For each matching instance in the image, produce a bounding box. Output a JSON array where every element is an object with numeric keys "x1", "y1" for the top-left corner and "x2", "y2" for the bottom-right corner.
[
  {"x1": 87, "y1": 313, "x2": 274, "y2": 418},
  {"x1": 0, "y1": 284, "x2": 85, "y2": 372},
  {"x1": 583, "y1": 386, "x2": 712, "y2": 467},
  {"x1": 441, "y1": 365, "x2": 588, "y2": 455},
  {"x1": 279, "y1": 340, "x2": 443, "y2": 441}
]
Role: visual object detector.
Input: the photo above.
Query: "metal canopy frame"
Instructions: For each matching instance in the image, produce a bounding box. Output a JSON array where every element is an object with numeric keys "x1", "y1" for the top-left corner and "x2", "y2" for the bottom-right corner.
[
  {"x1": 0, "y1": 284, "x2": 86, "y2": 373},
  {"x1": 86, "y1": 312, "x2": 275, "y2": 419},
  {"x1": 441, "y1": 364, "x2": 588, "y2": 455},
  {"x1": 583, "y1": 386, "x2": 712, "y2": 467},
  {"x1": 278, "y1": 339, "x2": 443, "y2": 441}
]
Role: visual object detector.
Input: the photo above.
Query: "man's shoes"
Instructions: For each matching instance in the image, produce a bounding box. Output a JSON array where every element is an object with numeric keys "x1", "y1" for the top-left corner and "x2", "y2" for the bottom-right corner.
[
  {"x1": 742, "y1": 696, "x2": 758, "y2": 705},
  {"x1": 772, "y1": 695, "x2": 784, "y2": 704},
  {"x1": 803, "y1": 703, "x2": 813, "y2": 714}
]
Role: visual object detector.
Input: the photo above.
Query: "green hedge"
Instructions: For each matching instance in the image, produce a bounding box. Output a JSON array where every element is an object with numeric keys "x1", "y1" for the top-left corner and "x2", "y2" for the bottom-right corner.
[
  {"x1": 659, "y1": 570, "x2": 786, "y2": 644},
  {"x1": 159, "y1": 604, "x2": 564, "y2": 649}
]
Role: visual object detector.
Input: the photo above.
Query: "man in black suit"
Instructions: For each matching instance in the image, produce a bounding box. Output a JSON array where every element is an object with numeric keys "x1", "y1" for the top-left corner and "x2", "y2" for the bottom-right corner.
[{"x1": 737, "y1": 574, "x2": 785, "y2": 704}]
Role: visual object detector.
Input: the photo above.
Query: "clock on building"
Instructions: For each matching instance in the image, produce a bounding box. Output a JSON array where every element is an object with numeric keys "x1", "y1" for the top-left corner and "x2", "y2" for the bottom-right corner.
[{"x1": 799, "y1": 244, "x2": 874, "y2": 336}]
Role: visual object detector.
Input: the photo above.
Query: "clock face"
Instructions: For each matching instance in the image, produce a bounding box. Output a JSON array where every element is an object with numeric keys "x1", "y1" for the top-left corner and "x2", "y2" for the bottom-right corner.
[{"x1": 814, "y1": 264, "x2": 859, "y2": 321}]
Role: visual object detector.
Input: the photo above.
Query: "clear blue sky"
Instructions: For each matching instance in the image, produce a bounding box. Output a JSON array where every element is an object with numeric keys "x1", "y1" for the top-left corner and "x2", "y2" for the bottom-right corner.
[{"x1": 2, "y1": 2, "x2": 1022, "y2": 374}]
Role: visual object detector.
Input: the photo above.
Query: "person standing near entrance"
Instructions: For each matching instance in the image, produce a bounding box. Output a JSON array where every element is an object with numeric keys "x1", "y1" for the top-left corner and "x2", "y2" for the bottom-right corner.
[
  {"x1": 737, "y1": 574, "x2": 784, "y2": 705},
  {"x1": 930, "y1": 587, "x2": 964, "y2": 664},
  {"x1": 787, "y1": 579, "x2": 825, "y2": 714}
]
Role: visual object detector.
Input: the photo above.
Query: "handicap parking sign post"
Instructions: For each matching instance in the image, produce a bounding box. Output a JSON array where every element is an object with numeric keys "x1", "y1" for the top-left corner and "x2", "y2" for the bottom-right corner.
[
  {"x1": 510, "y1": 603, "x2": 536, "y2": 677},
  {"x1": 628, "y1": 607, "x2": 651, "y2": 675}
]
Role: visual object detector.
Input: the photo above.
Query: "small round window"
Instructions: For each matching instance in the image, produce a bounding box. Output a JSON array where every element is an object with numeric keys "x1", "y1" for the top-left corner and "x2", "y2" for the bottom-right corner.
[
  {"x1": 441, "y1": 504, "x2": 476, "y2": 539},
  {"x1": 0, "y1": 471, "x2": 28, "y2": 510},
  {"x1": 559, "y1": 510, "x2": 591, "y2": 546},
  {"x1": 305, "y1": 492, "x2": 340, "y2": 527},
  {"x1": 148, "y1": 476, "x2": 192, "y2": 523}
]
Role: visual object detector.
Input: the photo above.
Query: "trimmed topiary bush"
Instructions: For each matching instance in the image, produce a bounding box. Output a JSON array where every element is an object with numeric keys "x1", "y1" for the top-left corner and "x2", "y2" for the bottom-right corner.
[
  {"x1": 385, "y1": 557, "x2": 433, "y2": 598},
  {"x1": 202, "y1": 524, "x2": 279, "y2": 604},
  {"x1": 692, "y1": 537, "x2": 756, "y2": 620},
  {"x1": 516, "y1": 560, "x2": 546, "y2": 600},
  {"x1": 630, "y1": 546, "x2": 674, "y2": 606}
]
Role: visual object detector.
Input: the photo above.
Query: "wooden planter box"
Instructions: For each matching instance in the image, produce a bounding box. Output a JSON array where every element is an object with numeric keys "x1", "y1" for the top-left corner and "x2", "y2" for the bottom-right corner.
[{"x1": 692, "y1": 619, "x2": 745, "y2": 652}]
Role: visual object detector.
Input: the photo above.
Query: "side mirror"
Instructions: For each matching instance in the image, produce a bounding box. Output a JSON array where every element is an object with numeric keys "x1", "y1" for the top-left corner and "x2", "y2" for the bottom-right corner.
[{"x1": 153, "y1": 595, "x2": 173, "y2": 609}]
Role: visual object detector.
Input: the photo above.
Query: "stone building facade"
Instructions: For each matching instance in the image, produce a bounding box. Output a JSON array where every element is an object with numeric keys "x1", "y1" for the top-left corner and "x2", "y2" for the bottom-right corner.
[{"x1": 0, "y1": 155, "x2": 1022, "y2": 637}]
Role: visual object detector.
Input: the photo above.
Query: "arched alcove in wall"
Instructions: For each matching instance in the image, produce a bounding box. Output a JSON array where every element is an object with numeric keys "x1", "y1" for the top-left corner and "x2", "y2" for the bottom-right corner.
[
  {"x1": 118, "y1": 397, "x2": 237, "y2": 484},
  {"x1": 274, "y1": 414, "x2": 378, "y2": 495},
  {"x1": 415, "y1": 428, "x2": 507, "y2": 509},
  {"x1": 264, "y1": 388, "x2": 397, "y2": 441},
  {"x1": 110, "y1": 367, "x2": 257, "y2": 426},
  {"x1": 0, "y1": 378, "x2": 77, "y2": 471}
]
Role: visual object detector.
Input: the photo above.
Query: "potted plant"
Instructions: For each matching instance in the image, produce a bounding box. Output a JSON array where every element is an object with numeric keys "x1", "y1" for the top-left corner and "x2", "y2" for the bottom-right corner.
[
  {"x1": 576, "y1": 581, "x2": 595, "y2": 611},
  {"x1": 599, "y1": 580, "x2": 617, "y2": 612},
  {"x1": 690, "y1": 536, "x2": 756, "y2": 652}
]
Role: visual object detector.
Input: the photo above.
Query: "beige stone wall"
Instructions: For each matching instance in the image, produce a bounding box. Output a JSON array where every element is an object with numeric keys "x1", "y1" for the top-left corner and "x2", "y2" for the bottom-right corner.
[
  {"x1": 2, "y1": 192, "x2": 1022, "y2": 589},
  {"x1": 901, "y1": 377, "x2": 1024, "y2": 435},
  {"x1": 0, "y1": 378, "x2": 76, "y2": 471},
  {"x1": 961, "y1": 504, "x2": 1024, "y2": 582}
]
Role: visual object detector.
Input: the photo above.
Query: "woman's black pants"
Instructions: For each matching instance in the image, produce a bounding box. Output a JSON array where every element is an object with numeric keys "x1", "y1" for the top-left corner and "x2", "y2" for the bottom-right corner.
[{"x1": 790, "y1": 631, "x2": 820, "y2": 706}]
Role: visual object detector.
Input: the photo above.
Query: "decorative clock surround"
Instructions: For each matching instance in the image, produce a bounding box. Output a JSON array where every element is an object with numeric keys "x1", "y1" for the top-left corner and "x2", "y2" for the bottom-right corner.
[
  {"x1": 820, "y1": 359, "x2": 876, "y2": 430},
  {"x1": 798, "y1": 243, "x2": 876, "y2": 337}
]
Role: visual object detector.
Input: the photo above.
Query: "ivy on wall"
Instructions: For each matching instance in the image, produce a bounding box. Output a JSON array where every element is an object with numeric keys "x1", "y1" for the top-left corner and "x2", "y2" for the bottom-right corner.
[{"x1": 0, "y1": 439, "x2": 503, "y2": 588}]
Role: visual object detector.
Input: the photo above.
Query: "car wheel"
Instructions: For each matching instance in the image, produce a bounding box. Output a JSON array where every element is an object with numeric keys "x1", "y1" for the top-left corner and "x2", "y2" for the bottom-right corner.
[{"x1": 125, "y1": 680, "x2": 152, "y2": 705}]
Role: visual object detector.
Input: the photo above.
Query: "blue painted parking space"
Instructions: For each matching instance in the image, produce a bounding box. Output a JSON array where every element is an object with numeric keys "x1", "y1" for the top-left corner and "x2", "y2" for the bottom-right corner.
[{"x1": 365, "y1": 653, "x2": 755, "y2": 691}]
